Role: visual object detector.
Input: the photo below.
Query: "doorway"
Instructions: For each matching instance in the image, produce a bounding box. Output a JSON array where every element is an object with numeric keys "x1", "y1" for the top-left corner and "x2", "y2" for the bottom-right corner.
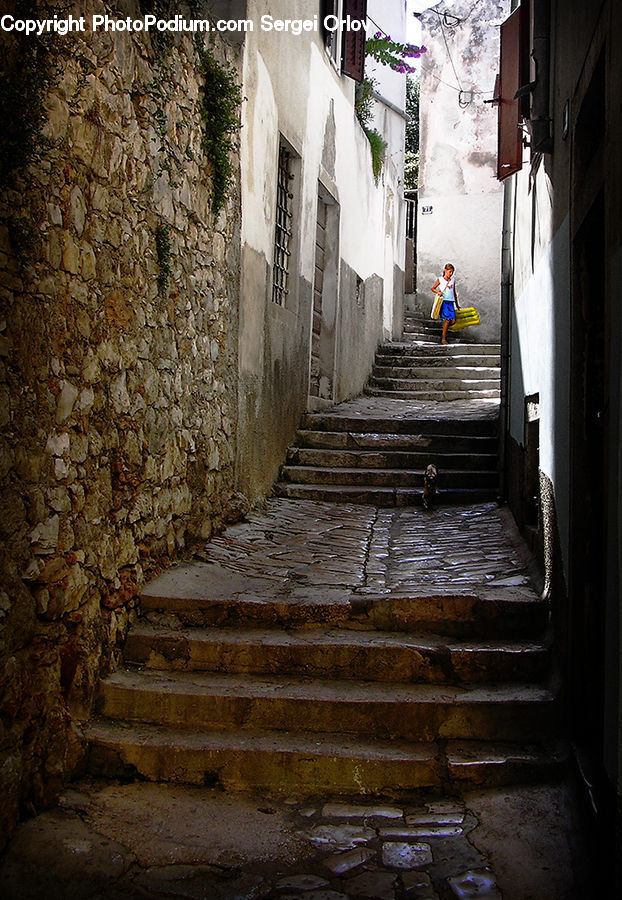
[{"x1": 309, "y1": 185, "x2": 340, "y2": 402}]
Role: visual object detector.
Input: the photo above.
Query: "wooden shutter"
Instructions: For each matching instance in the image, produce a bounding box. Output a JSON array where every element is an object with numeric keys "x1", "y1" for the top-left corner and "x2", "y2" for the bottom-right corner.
[
  {"x1": 497, "y1": 6, "x2": 523, "y2": 180},
  {"x1": 341, "y1": 0, "x2": 367, "y2": 82}
]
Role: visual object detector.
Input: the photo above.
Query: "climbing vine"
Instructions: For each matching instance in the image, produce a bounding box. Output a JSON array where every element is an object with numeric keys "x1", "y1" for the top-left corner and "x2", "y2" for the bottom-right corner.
[
  {"x1": 155, "y1": 223, "x2": 171, "y2": 293},
  {"x1": 197, "y1": 50, "x2": 243, "y2": 218},
  {"x1": 354, "y1": 76, "x2": 377, "y2": 129},
  {"x1": 0, "y1": 36, "x2": 54, "y2": 188},
  {"x1": 365, "y1": 128, "x2": 388, "y2": 183},
  {"x1": 355, "y1": 33, "x2": 425, "y2": 182},
  {"x1": 355, "y1": 76, "x2": 386, "y2": 184}
]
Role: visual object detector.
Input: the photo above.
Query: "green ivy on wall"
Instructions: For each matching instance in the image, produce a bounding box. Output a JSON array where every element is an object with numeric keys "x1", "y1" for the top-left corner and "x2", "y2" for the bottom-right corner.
[
  {"x1": 197, "y1": 49, "x2": 243, "y2": 218},
  {"x1": 355, "y1": 76, "x2": 387, "y2": 184},
  {"x1": 0, "y1": 39, "x2": 54, "y2": 188},
  {"x1": 155, "y1": 223, "x2": 171, "y2": 293}
]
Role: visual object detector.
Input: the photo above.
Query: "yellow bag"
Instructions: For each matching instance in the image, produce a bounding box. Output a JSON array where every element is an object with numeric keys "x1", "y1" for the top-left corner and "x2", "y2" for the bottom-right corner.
[
  {"x1": 430, "y1": 294, "x2": 442, "y2": 319},
  {"x1": 450, "y1": 306, "x2": 480, "y2": 331}
]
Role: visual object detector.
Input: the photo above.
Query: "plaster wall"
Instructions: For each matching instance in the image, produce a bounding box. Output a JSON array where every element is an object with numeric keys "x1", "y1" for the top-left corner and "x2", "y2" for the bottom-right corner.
[
  {"x1": 416, "y1": 0, "x2": 508, "y2": 341},
  {"x1": 237, "y1": 0, "x2": 407, "y2": 501},
  {"x1": 507, "y1": 166, "x2": 571, "y2": 572},
  {"x1": 417, "y1": 192, "x2": 502, "y2": 341},
  {"x1": 371, "y1": 100, "x2": 407, "y2": 340}
]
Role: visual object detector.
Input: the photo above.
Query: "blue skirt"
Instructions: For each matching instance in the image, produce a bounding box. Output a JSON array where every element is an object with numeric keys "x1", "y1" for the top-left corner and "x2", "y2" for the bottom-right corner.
[{"x1": 440, "y1": 300, "x2": 456, "y2": 321}]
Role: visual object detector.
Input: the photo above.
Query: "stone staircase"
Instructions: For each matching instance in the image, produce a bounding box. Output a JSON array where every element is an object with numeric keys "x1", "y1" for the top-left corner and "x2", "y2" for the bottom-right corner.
[
  {"x1": 274, "y1": 408, "x2": 498, "y2": 506},
  {"x1": 87, "y1": 561, "x2": 562, "y2": 796},
  {"x1": 367, "y1": 343, "x2": 501, "y2": 402},
  {"x1": 369, "y1": 311, "x2": 501, "y2": 402},
  {"x1": 85, "y1": 308, "x2": 563, "y2": 799},
  {"x1": 274, "y1": 312, "x2": 501, "y2": 506}
]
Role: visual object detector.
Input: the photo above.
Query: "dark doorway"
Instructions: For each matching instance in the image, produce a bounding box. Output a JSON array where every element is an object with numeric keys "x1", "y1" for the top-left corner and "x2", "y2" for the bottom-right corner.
[{"x1": 569, "y1": 189, "x2": 607, "y2": 762}]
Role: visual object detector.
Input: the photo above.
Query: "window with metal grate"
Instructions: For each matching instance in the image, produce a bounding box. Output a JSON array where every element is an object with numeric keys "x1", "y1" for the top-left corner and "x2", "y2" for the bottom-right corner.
[{"x1": 272, "y1": 143, "x2": 294, "y2": 305}]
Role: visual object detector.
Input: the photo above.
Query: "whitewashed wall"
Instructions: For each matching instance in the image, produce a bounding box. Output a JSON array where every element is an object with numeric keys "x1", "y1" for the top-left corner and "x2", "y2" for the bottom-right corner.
[
  {"x1": 237, "y1": 0, "x2": 408, "y2": 500},
  {"x1": 416, "y1": 0, "x2": 508, "y2": 342}
]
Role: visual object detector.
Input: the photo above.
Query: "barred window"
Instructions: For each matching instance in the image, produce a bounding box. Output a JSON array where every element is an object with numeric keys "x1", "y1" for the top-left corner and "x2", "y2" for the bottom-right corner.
[{"x1": 272, "y1": 144, "x2": 294, "y2": 305}]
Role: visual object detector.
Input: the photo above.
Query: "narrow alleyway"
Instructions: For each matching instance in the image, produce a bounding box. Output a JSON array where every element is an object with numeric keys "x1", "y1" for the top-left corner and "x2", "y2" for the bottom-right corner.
[{"x1": 1, "y1": 316, "x2": 592, "y2": 898}]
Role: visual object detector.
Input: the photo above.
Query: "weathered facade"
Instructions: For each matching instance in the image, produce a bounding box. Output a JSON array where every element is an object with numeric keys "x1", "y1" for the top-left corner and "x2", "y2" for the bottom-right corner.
[
  {"x1": 416, "y1": 0, "x2": 509, "y2": 342},
  {"x1": 496, "y1": 0, "x2": 622, "y2": 887},
  {"x1": 0, "y1": 0, "x2": 243, "y2": 844},
  {"x1": 236, "y1": 0, "x2": 408, "y2": 501}
]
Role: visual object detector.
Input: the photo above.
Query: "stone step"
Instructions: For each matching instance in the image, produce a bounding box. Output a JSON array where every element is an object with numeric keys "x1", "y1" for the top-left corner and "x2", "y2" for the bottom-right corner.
[
  {"x1": 86, "y1": 720, "x2": 567, "y2": 794},
  {"x1": 402, "y1": 331, "x2": 444, "y2": 342},
  {"x1": 400, "y1": 333, "x2": 483, "y2": 343},
  {"x1": 96, "y1": 669, "x2": 559, "y2": 742},
  {"x1": 293, "y1": 430, "x2": 498, "y2": 454},
  {"x1": 273, "y1": 482, "x2": 498, "y2": 507},
  {"x1": 400, "y1": 337, "x2": 444, "y2": 346},
  {"x1": 369, "y1": 377, "x2": 500, "y2": 392},
  {"x1": 403, "y1": 326, "x2": 441, "y2": 337},
  {"x1": 299, "y1": 413, "x2": 498, "y2": 437},
  {"x1": 125, "y1": 623, "x2": 550, "y2": 684},
  {"x1": 140, "y1": 570, "x2": 548, "y2": 638},
  {"x1": 372, "y1": 366, "x2": 500, "y2": 379},
  {"x1": 382, "y1": 343, "x2": 501, "y2": 356},
  {"x1": 286, "y1": 448, "x2": 497, "y2": 471},
  {"x1": 364, "y1": 388, "x2": 500, "y2": 401},
  {"x1": 446, "y1": 739, "x2": 569, "y2": 788},
  {"x1": 278, "y1": 465, "x2": 498, "y2": 488},
  {"x1": 403, "y1": 317, "x2": 440, "y2": 326},
  {"x1": 375, "y1": 355, "x2": 501, "y2": 368}
]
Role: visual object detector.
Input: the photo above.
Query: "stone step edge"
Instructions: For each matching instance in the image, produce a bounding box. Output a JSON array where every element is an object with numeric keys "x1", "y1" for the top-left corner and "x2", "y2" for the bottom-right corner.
[
  {"x1": 96, "y1": 675, "x2": 559, "y2": 742},
  {"x1": 294, "y1": 430, "x2": 498, "y2": 446},
  {"x1": 394, "y1": 342, "x2": 501, "y2": 353},
  {"x1": 124, "y1": 623, "x2": 550, "y2": 681},
  {"x1": 123, "y1": 621, "x2": 551, "y2": 683},
  {"x1": 370, "y1": 373, "x2": 501, "y2": 381},
  {"x1": 128, "y1": 621, "x2": 550, "y2": 649},
  {"x1": 381, "y1": 342, "x2": 502, "y2": 349},
  {"x1": 86, "y1": 719, "x2": 569, "y2": 792},
  {"x1": 288, "y1": 450, "x2": 498, "y2": 465},
  {"x1": 363, "y1": 389, "x2": 501, "y2": 398},
  {"x1": 366, "y1": 386, "x2": 501, "y2": 392},
  {"x1": 372, "y1": 365, "x2": 500, "y2": 381},
  {"x1": 280, "y1": 465, "x2": 499, "y2": 477},
  {"x1": 298, "y1": 418, "x2": 499, "y2": 436},
  {"x1": 273, "y1": 484, "x2": 499, "y2": 503},
  {"x1": 288, "y1": 448, "x2": 498, "y2": 460},
  {"x1": 364, "y1": 383, "x2": 498, "y2": 391},
  {"x1": 139, "y1": 580, "x2": 546, "y2": 636},
  {"x1": 100, "y1": 667, "x2": 557, "y2": 705}
]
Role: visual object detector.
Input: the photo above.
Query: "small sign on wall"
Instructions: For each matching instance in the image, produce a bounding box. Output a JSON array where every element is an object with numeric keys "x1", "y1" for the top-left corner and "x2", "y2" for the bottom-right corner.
[{"x1": 421, "y1": 205, "x2": 433, "y2": 215}]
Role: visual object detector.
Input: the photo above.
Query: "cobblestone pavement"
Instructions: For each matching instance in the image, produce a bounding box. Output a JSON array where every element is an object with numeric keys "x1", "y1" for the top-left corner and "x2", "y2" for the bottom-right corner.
[
  {"x1": 0, "y1": 779, "x2": 590, "y2": 899},
  {"x1": 0, "y1": 499, "x2": 591, "y2": 897},
  {"x1": 196, "y1": 499, "x2": 539, "y2": 601},
  {"x1": 301, "y1": 395, "x2": 499, "y2": 422}
]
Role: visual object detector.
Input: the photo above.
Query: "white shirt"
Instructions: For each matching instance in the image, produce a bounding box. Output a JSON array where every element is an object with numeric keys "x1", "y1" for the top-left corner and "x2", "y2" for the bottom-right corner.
[{"x1": 439, "y1": 276, "x2": 456, "y2": 301}]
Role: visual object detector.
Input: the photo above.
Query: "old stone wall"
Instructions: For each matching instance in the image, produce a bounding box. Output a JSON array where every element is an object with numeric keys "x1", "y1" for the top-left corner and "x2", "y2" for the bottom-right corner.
[{"x1": 0, "y1": 2, "x2": 242, "y2": 844}]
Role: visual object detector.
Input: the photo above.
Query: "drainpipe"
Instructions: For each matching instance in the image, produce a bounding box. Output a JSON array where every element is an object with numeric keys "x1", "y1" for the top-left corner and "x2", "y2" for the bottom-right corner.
[{"x1": 498, "y1": 177, "x2": 514, "y2": 502}]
